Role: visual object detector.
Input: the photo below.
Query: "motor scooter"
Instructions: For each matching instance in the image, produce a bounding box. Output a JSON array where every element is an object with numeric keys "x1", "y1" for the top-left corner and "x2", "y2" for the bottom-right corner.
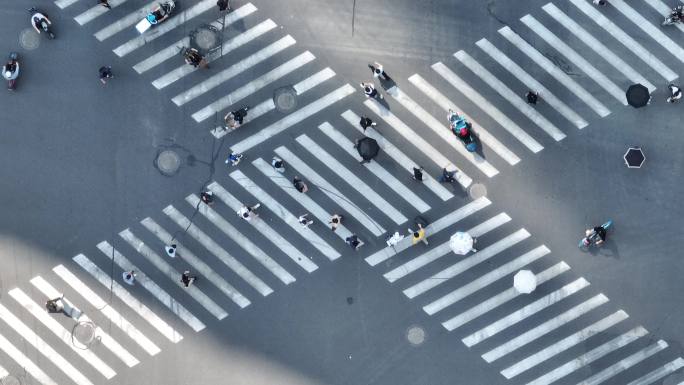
[
  {"x1": 2, "y1": 53, "x2": 19, "y2": 91},
  {"x1": 136, "y1": 0, "x2": 176, "y2": 33},
  {"x1": 29, "y1": 8, "x2": 55, "y2": 39},
  {"x1": 448, "y1": 110, "x2": 477, "y2": 152}
]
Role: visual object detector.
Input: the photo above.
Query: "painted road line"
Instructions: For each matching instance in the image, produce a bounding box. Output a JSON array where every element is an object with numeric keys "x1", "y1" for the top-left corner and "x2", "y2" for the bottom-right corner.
[
  {"x1": 502, "y1": 310, "x2": 629, "y2": 379},
  {"x1": 162, "y1": 205, "x2": 273, "y2": 296},
  {"x1": 230, "y1": 170, "x2": 341, "y2": 261},
  {"x1": 55, "y1": 0, "x2": 80, "y2": 9},
  {"x1": 432, "y1": 61, "x2": 546, "y2": 151},
  {"x1": 252, "y1": 157, "x2": 355, "y2": 241},
  {"x1": 405, "y1": 229, "x2": 530, "y2": 298},
  {"x1": 364, "y1": 98, "x2": 473, "y2": 188},
  {"x1": 499, "y1": 26, "x2": 611, "y2": 117},
  {"x1": 527, "y1": 326, "x2": 648, "y2": 385},
  {"x1": 366, "y1": 197, "x2": 491, "y2": 266},
  {"x1": 455, "y1": 50, "x2": 567, "y2": 140},
  {"x1": 232, "y1": 84, "x2": 355, "y2": 152},
  {"x1": 297, "y1": 133, "x2": 408, "y2": 225},
  {"x1": 341, "y1": 109, "x2": 454, "y2": 200},
  {"x1": 570, "y1": 0, "x2": 677, "y2": 82},
  {"x1": 94, "y1": 1, "x2": 157, "y2": 41},
  {"x1": 0, "y1": 334, "x2": 55, "y2": 385},
  {"x1": 172, "y1": 35, "x2": 294, "y2": 105},
  {"x1": 384, "y1": 213, "x2": 510, "y2": 283},
  {"x1": 482, "y1": 293, "x2": 609, "y2": 363},
  {"x1": 71, "y1": 255, "x2": 182, "y2": 342},
  {"x1": 96, "y1": 241, "x2": 205, "y2": 332},
  {"x1": 274, "y1": 146, "x2": 386, "y2": 236},
  {"x1": 211, "y1": 68, "x2": 335, "y2": 137},
  {"x1": 134, "y1": 3, "x2": 257, "y2": 73},
  {"x1": 424, "y1": 245, "x2": 550, "y2": 316},
  {"x1": 389, "y1": 86, "x2": 499, "y2": 176},
  {"x1": 119, "y1": 228, "x2": 229, "y2": 320},
  {"x1": 75, "y1": 0, "x2": 127, "y2": 25},
  {"x1": 580, "y1": 340, "x2": 668, "y2": 385},
  {"x1": 475, "y1": 39, "x2": 588, "y2": 129},
  {"x1": 141, "y1": 217, "x2": 251, "y2": 307},
  {"x1": 626, "y1": 357, "x2": 684, "y2": 385},
  {"x1": 463, "y1": 278, "x2": 590, "y2": 347},
  {"x1": 30, "y1": 276, "x2": 140, "y2": 367},
  {"x1": 153, "y1": 18, "x2": 276, "y2": 88},
  {"x1": 188, "y1": 190, "x2": 307, "y2": 278},
  {"x1": 521, "y1": 15, "x2": 627, "y2": 105},
  {"x1": 543, "y1": 3, "x2": 656, "y2": 92},
  {"x1": 444, "y1": 261, "x2": 570, "y2": 331},
  {"x1": 319, "y1": 122, "x2": 431, "y2": 213},
  {"x1": 193, "y1": 51, "x2": 315, "y2": 122}
]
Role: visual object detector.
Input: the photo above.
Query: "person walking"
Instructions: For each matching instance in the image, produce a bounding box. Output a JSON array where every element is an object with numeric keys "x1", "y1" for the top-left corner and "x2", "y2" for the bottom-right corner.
[
  {"x1": 183, "y1": 47, "x2": 209, "y2": 69},
  {"x1": 237, "y1": 203, "x2": 260, "y2": 221},
  {"x1": 346, "y1": 234, "x2": 361, "y2": 250},
  {"x1": 293, "y1": 176, "x2": 309, "y2": 193},
  {"x1": 200, "y1": 191, "x2": 214, "y2": 205},
  {"x1": 360, "y1": 116, "x2": 377, "y2": 131},
  {"x1": 217, "y1": 0, "x2": 231, "y2": 12},
  {"x1": 412, "y1": 166, "x2": 423, "y2": 181},
  {"x1": 45, "y1": 296, "x2": 65, "y2": 314},
  {"x1": 165, "y1": 244, "x2": 177, "y2": 258},
  {"x1": 180, "y1": 270, "x2": 196, "y2": 287},
  {"x1": 667, "y1": 84, "x2": 682, "y2": 103},
  {"x1": 368, "y1": 62, "x2": 392, "y2": 81},
  {"x1": 298, "y1": 213, "x2": 313, "y2": 228},
  {"x1": 122, "y1": 270, "x2": 136, "y2": 285},
  {"x1": 593, "y1": 0, "x2": 606, "y2": 5},
  {"x1": 329, "y1": 214, "x2": 342, "y2": 231},
  {"x1": 525, "y1": 90, "x2": 539, "y2": 105},
  {"x1": 360, "y1": 82, "x2": 382, "y2": 99},
  {"x1": 271, "y1": 157, "x2": 285, "y2": 173},
  {"x1": 99, "y1": 66, "x2": 113, "y2": 85},
  {"x1": 225, "y1": 152, "x2": 243, "y2": 166},
  {"x1": 409, "y1": 223, "x2": 428, "y2": 246},
  {"x1": 98, "y1": 0, "x2": 112, "y2": 9},
  {"x1": 438, "y1": 168, "x2": 457, "y2": 183}
]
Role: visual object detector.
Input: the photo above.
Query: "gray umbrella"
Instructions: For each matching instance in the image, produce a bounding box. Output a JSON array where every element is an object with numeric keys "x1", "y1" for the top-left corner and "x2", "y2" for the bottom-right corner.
[{"x1": 357, "y1": 137, "x2": 379, "y2": 161}]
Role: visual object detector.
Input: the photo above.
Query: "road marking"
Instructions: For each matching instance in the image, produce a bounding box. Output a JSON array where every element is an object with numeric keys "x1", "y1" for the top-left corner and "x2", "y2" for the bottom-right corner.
[
  {"x1": 119, "y1": 228, "x2": 229, "y2": 320},
  {"x1": 297, "y1": 133, "x2": 408, "y2": 225},
  {"x1": 172, "y1": 35, "x2": 295, "y2": 105},
  {"x1": 94, "y1": 1, "x2": 157, "y2": 41},
  {"x1": 482, "y1": 293, "x2": 608, "y2": 363},
  {"x1": 499, "y1": 26, "x2": 611, "y2": 117},
  {"x1": 579, "y1": 340, "x2": 668, "y2": 385},
  {"x1": 153, "y1": 18, "x2": 276, "y2": 88},
  {"x1": 367, "y1": 197, "x2": 491, "y2": 266},
  {"x1": 389, "y1": 86, "x2": 500, "y2": 176},
  {"x1": 502, "y1": 310, "x2": 629, "y2": 379},
  {"x1": 252, "y1": 157, "x2": 355, "y2": 241},
  {"x1": 96, "y1": 241, "x2": 206, "y2": 332},
  {"x1": 55, "y1": 0, "x2": 80, "y2": 9},
  {"x1": 232, "y1": 84, "x2": 355, "y2": 152},
  {"x1": 274, "y1": 146, "x2": 386, "y2": 236},
  {"x1": 443, "y1": 261, "x2": 570, "y2": 331},
  {"x1": 30, "y1": 276, "x2": 140, "y2": 367},
  {"x1": 0, "y1": 365, "x2": 6, "y2": 380},
  {"x1": 229, "y1": 170, "x2": 341, "y2": 261},
  {"x1": 134, "y1": 3, "x2": 257, "y2": 74},
  {"x1": 0, "y1": 302, "x2": 94, "y2": 385},
  {"x1": 0, "y1": 334, "x2": 55, "y2": 385},
  {"x1": 75, "y1": 0, "x2": 128, "y2": 25},
  {"x1": 53, "y1": 264, "x2": 164, "y2": 353},
  {"x1": 341, "y1": 109, "x2": 454, "y2": 200},
  {"x1": 455, "y1": 50, "x2": 567, "y2": 140},
  {"x1": 71, "y1": 255, "x2": 182, "y2": 342},
  {"x1": 569, "y1": 0, "x2": 677, "y2": 82},
  {"x1": 384, "y1": 213, "x2": 510, "y2": 283},
  {"x1": 463, "y1": 278, "x2": 590, "y2": 347},
  {"x1": 193, "y1": 51, "x2": 315, "y2": 122},
  {"x1": 141, "y1": 217, "x2": 251, "y2": 307},
  {"x1": 432, "y1": 61, "x2": 546, "y2": 151},
  {"x1": 475, "y1": 39, "x2": 588, "y2": 129},
  {"x1": 521, "y1": 15, "x2": 627, "y2": 105},
  {"x1": 163, "y1": 205, "x2": 274, "y2": 296},
  {"x1": 626, "y1": 357, "x2": 684, "y2": 385},
  {"x1": 363, "y1": 97, "x2": 473, "y2": 188},
  {"x1": 404, "y1": 229, "x2": 530, "y2": 298},
  {"x1": 644, "y1": 0, "x2": 684, "y2": 34},
  {"x1": 526, "y1": 326, "x2": 648, "y2": 385},
  {"x1": 319, "y1": 122, "x2": 431, "y2": 213}
]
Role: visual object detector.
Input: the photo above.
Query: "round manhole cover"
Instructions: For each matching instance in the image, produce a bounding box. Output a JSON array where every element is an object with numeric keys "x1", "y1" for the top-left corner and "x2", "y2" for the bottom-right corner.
[
  {"x1": 1, "y1": 375, "x2": 20, "y2": 385},
  {"x1": 406, "y1": 325, "x2": 426, "y2": 346},
  {"x1": 191, "y1": 26, "x2": 220, "y2": 51},
  {"x1": 72, "y1": 322, "x2": 96, "y2": 346},
  {"x1": 156, "y1": 150, "x2": 181, "y2": 176},
  {"x1": 19, "y1": 29, "x2": 40, "y2": 50},
  {"x1": 469, "y1": 183, "x2": 487, "y2": 199},
  {"x1": 273, "y1": 86, "x2": 297, "y2": 112}
]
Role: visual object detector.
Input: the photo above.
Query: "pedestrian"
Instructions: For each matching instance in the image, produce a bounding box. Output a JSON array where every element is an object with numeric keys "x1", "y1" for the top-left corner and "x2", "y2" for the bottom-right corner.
[
  {"x1": 217, "y1": 0, "x2": 231, "y2": 12},
  {"x1": 45, "y1": 296, "x2": 64, "y2": 314},
  {"x1": 98, "y1": 0, "x2": 111, "y2": 9},
  {"x1": 368, "y1": 62, "x2": 392, "y2": 82},
  {"x1": 122, "y1": 270, "x2": 136, "y2": 285},
  {"x1": 237, "y1": 203, "x2": 260, "y2": 221},
  {"x1": 329, "y1": 214, "x2": 342, "y2": 231},
  {"x1": 271, "y1": 157, "x2": 285, "y2": 173},
  {"x1": 438, "y1": 168, "x2": 457, "y2": 183},
  {"x1": 200, "y1": 191, "x2": 214, "y2": 205},
  {"x1": 593, "y1": 0, "x2": 606, "y2": 5},
  {"x1": 293, "y1": 176, "x2": 309, "y2": 193},
  {"x1": 183, "y1": 47, "x2": 209, "y2": 69},
  {"x1": 409, "y1": 223, "x2": 428, "y2": 246},
  {"x1": 412, "y1": 166, "x2": 423, "y2": 181},
  {"x1": 359, "y1": 116, "x2": 377, "y2": 131},
  {"x1": 298, "y1": 213, "x2": 313, "y2": 228},
  {"x1": 667, "y1": 84, "x2": 682, "y2": 103},
  {"x1": 165, "y1": 244, "x2": 177, "y2": 258},
  {"x1": 360, "y1": 82, "x2": 382, "y2": 99},
  {"x1": 346, "y1": 235, "x2": 361, "y2": 250},
  {"x1": 99, "y1": 66, "x2": 113, "y2": 85},
  {"x1": 525, "y1": 90, "x2": 539, "y2": 105},
  {"x1": 225, "y1": 152, "x2": 243, "y2": 166},
  {"x1": 180, "y1": 270, "x2": 196, "y2": 287}
]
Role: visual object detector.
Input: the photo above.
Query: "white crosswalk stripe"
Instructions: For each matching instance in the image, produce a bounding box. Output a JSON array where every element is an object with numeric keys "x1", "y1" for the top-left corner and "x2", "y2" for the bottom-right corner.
[
  {"x1": 94, "y1": 1, "x2": 157, "y2": 41},
  {"x1": 498, "y1": 26, "x2": 611, "y2": 117},
  {"x1": 74, "y1": 0, "x2": 126, "y2": 25},
  {"x1": 341, "y1": 109, "x2": 455, "y2": 200},
  {"x1": 579, "y1": 340, "x2": 668, "y2": 385},
  {"x1": 644, "y1": 0, "x2": 684, "y2": 34},
  {"x1": 96, "y1": 241, "x2": 206, "y2": 332},
  {"x1": 119, "y1": 229, "x2": 229, "y2": 320},
  {"x1": 318, "y1": 122, "x2": 431, "y2": 213},
  {"x1": 432, "y1": 61, "x2": 546, "y2": 152},
  {"x1": 626, "y1": 357, "x2": 684, "y2": 385},
  {"x1": 0, "y1": 333, "x2": 55, "y2": 385},
  {"x1": 30, "y1": 276, "x2": 140, "y2": 368},
  {"x1": 140, "y1": 217, "x2": 252, "y2": 308},
  {"x1": 454, "y1": 50, "x2": 567, "y2": 140},
  {"x1": 229, "y1": 170, "x2": 341, "y2": 261},
  {"x1": 162, "y1": 205, "x2": 274, "y2": 296},
  {"x1": 55, "y1": 0, "x2": 80, "y2": 9}
]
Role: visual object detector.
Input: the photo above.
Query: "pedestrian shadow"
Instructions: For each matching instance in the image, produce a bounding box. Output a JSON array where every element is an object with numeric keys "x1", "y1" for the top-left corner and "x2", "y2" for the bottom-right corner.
[
  {"x1": 588, "y1": 240, "x2": 620, "y2": 260},
  {"x1": 380, "y1": 78, "x2": 397, "y2": 91},
  {"x1": 376, "y1": 94, "x2": 391, "y2": 112}
]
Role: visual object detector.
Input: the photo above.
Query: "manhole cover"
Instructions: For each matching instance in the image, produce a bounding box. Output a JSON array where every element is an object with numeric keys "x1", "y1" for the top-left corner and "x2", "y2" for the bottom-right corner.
[
  {"x1": 191, "y1": 25, "x2": 220, "y2": 51},
  {"x1": 19, "y1": 29, "x2": 40, "y2": 50},
  {"x1": 156, "y1": 150, "x2": 181, "y2": 176},
  {"x1": 1, "y1": 375, "x2": 20, "y2": 385},
  {"x1": 469, "y1": 183, "x2": 487, "y2": 199},
  {"x1": 274, "y1": 86, "x2": 297, "y2": 112},
  {"x1": 406, "y1": 325, "x2": 426, "y2": 346},
  {"x1": 72, "y1": 322, "x2": 96, "y2": 346}
]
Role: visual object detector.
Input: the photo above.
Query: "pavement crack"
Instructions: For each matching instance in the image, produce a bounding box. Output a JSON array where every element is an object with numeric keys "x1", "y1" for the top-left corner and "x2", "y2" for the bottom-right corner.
[{"x1": 486, "y1": 0, "x2": 509, "y2": 27}]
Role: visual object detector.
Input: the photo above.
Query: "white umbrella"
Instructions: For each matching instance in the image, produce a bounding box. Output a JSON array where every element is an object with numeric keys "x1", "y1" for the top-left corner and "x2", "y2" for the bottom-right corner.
[
  {"x1": 450, "y1": 232, "x2": 474, "y2": 255},
  {"x1": 514, "y1": 270, "x2": 537, "y2": 294}
]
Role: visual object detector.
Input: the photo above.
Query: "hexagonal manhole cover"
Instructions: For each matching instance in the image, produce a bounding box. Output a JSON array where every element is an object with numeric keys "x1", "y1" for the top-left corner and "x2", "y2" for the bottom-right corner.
[
  {"x1": 406, "y1": 325, "x2": 426, "y2": 346},
  {"x1": 72, "y1": 321, "x2": 96, "y2": 346},
  {"x1": 19, "y1": 29, "x2": 40, "y2": 50},
  {"x1": 156, "y1": 150, "x2": 181, "y2": 176},
  {"x1": 273, "y1": 86, "x2": 297, "y2": 112},
  {"x1": 469, "y1": 183, "x2": 487, "y2": 199}
]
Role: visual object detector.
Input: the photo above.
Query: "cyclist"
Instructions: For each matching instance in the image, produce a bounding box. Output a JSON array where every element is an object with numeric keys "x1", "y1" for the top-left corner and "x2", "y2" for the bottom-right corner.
[{"x1": 585, "y1": 225, "x2": 607, "y2": 246}]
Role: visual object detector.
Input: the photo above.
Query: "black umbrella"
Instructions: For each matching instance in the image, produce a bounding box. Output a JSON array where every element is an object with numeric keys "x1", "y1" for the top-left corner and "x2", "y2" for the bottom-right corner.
[
  {"x1": 356, "y1": 137, "x2": 379, "y2": 161},
  {"x1": 626, "y1": 84, "x2": 650, "y2": 108},
  {"x1": 624, "y1": 147, "x2": 645, "y2": 168}
]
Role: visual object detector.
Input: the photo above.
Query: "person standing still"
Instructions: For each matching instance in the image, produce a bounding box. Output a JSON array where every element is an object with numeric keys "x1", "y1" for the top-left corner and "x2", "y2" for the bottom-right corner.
[{"x1": 99, "y1": 66, "x2": 113, "y2": 85}]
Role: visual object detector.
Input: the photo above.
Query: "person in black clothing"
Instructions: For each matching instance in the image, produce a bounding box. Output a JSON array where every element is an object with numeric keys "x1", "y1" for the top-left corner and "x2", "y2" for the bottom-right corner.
[
  {"x1": 181, "y1": 271, "x2": 196, "y2": 287},
  {"x1": 217, "y1": 0, "x2": 231, "y2": 11},
  {"x1": 359, "y1": 116, "x2": 376, "y2": 131},
  {"x1": 99, "y1": 0, "x2": 111, "y2": 9},
  {"x1": 592, "y1": 226, "x2": 607, "y2": 245},
  {"x1": 99, "y1": 66, "x2": 113, "y2": 85},
  {"x1": 200, "y1": 191, "x2": 214, "y2": 205},
  {"x1": 346, "y1": 235, "x2": 361, "y2": 250},
  {"x1": 438, "y1": 168, "x2": 457, "y2": 183},
  {"x1": 413, "y1": 166, "x2": 423, "y2": 181},
  {"x1": 293, "y1": 176, "x2": 308, "y2": 193}
]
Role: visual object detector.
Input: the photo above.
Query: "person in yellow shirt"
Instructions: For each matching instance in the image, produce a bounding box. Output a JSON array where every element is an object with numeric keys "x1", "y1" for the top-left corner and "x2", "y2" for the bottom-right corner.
[{"x1": 410, "y1": 223, "x2": 428, "y2": 245}]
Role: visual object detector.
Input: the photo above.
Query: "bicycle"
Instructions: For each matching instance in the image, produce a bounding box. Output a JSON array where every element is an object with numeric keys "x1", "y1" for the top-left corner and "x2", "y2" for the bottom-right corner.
[{"x1": 578, "y1": 220, "x2": 612, "y2": 250}]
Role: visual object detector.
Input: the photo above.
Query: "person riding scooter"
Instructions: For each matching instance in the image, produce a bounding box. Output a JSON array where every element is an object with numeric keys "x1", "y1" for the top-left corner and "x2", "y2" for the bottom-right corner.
[
  {"x1": 184, "y1": 47, "x2": 208, "y2": 68},
  {"x1": 30, "y1": 9, "x2": 52, "y2": 34},
  {"x1": 147, "y1": 2, "x2": 172, "y2": 24},
  {"x1": 3, "y1": 59, "x2": 18, "y2": 80}
]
